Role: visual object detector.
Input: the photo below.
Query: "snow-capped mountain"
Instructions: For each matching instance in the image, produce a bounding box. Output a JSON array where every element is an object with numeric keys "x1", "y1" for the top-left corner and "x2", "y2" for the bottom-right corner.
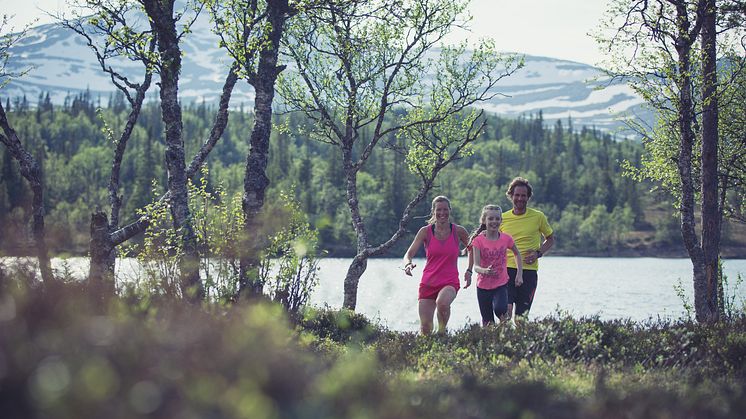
[
  {"x1": 4, "y1": 18, "x2": 239, "y2": 105},
  {"x1": 3, "y1": 20, "x2": 651, "y2": 136},
  {"x1": 486, "y1": 56, "x2": 649, "y2": 134}
]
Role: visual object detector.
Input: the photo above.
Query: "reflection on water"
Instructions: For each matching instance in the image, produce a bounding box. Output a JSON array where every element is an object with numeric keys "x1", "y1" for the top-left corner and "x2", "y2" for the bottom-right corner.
[{"x1": 3, "y1": 256, "x2": 745, "y2": 332}]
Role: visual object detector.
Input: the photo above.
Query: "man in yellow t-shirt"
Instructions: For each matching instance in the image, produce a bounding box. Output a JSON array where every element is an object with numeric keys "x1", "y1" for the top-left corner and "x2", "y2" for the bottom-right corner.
[{"x1": 500, "y1": 177, "x2": 554, "y2": 319}]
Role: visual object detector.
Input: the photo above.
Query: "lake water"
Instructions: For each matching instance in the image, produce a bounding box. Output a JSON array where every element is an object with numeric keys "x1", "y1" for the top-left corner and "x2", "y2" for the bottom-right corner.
[
  {"x1": 309, "y1": 257, "x2": 746, "y2": 332},
  {"x1": 4, "y1": 256, "x2": 746, "y2": 332}
]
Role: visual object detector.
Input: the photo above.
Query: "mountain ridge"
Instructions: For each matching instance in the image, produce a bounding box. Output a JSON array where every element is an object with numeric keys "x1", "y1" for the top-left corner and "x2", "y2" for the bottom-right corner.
[{"x1": 3, "y1": 20, "x2": 652, "y2": 135}]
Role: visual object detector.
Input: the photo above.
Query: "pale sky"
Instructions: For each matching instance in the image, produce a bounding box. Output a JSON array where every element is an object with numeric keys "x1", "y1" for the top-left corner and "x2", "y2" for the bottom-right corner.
[{"x1": 1, "y1": 0, "x2": 611, "y2": 65}]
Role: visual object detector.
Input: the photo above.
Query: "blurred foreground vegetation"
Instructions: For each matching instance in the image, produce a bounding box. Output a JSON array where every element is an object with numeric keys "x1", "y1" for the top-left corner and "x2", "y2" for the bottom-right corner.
[{"x1": 2, "y1": 270, "x2": 746, "y2": 419}]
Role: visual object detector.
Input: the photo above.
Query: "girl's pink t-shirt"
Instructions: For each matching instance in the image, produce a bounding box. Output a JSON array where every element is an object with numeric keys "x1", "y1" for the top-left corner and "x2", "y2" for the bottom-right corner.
[{"x1": 472, "y1": 233, "x2": 514, "y2": 289}]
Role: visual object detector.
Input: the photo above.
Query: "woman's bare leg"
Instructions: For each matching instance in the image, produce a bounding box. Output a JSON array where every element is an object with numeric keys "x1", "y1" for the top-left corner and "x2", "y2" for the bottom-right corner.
[
  {"x1": 435, "y1": 286, "x2": 457, "y2": 334},
  {"x1": 418, "y1": 299, "x2": 436, "y2": 335}
]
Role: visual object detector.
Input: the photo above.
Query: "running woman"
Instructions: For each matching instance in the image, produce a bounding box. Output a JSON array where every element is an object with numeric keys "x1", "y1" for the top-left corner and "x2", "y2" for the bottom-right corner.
[{"x1": 403, "y1": 196, "x2": 470, "y2": 335}]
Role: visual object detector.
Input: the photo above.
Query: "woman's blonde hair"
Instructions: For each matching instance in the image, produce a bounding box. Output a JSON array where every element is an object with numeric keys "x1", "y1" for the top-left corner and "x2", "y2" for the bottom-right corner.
[{"x1": 426, "y1": 196, "x2": 452, "y2": 225}]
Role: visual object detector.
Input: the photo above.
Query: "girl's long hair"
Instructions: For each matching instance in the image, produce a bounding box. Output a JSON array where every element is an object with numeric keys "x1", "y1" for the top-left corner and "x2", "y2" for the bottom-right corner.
[{"x1": 463, "y1": 205, "x2": 502, "y2": 254}]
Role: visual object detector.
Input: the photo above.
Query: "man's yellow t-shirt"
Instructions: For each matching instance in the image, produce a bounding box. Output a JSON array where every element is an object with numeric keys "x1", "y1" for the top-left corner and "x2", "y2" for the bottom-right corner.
[{"x1": 500, "y1": 207, "x2": 553, "y2": 271}]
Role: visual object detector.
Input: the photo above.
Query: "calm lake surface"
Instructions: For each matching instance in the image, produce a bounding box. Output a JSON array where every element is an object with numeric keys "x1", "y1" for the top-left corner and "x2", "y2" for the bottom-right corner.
[
  {"x1": 6, "y1": 256, "x2": 746, "y2": 333},
  {"x1": 309, "y1": 257, "x2": 746, "y2": 332}
]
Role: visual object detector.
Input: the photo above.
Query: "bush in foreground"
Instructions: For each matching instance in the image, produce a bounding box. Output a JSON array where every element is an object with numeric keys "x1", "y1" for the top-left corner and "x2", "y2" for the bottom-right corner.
[{"x1": 2, "y1": 280, "x2": 746, "y2": 418}]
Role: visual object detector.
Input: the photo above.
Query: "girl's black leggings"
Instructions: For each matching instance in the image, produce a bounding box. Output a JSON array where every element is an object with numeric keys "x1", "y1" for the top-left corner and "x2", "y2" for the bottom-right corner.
[{"x1": 477, "y1": 285, "x2": 508, "y2": 325}]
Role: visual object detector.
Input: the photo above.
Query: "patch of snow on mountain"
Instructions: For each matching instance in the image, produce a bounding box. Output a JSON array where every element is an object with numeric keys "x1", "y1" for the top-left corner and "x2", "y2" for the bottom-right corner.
[
  {"x1": 502, "y1": 83, "x2": 642, "y2": 111},
  {"x1": 1, "y1": 22, "x2": 654, "y2": 134}
]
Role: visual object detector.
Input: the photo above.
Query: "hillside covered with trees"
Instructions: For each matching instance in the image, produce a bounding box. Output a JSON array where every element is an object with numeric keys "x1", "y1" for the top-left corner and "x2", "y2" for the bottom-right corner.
[{"x1": 2, "y1": 91, "x2": 742, "y2": 258}]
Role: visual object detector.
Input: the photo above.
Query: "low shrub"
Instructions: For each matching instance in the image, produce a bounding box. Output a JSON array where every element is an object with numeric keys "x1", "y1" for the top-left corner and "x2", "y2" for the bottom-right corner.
[{"x1": 2, "y1": 280, "x2": 746, "y2": 419}]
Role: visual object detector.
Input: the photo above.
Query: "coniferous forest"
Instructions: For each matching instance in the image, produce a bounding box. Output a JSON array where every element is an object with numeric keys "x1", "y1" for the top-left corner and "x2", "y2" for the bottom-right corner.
[{"x1": 6, "y1": 91, "x2": 740, "y2": 258}]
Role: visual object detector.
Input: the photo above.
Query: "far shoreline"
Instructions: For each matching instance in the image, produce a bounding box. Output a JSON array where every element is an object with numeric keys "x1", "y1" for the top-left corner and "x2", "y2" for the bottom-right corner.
[{"x1": 2, "y1": 245, "x2": 746, "y2": 260}]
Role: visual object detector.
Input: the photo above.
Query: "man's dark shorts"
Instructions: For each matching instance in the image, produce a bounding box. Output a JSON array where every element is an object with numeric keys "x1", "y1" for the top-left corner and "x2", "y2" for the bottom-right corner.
[{"x1": 507, "y1": 267, "x2": 538, "y2": 317}]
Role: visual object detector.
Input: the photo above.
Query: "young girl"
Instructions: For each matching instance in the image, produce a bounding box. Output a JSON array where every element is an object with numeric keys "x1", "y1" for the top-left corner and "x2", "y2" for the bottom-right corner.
[{"x1": 466, "y1": 205, "x2": 523, "y2": 325}]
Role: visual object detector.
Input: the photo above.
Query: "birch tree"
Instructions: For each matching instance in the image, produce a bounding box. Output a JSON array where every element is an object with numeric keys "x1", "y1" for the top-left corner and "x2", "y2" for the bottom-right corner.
[
  {"x1": 60, "y1": 0, "x2": 240, "y2": 300},
  {"x1": 207, "y1": 0, "x2": 299, "y2": 298},
  {"x1": 278, "y1": 0, "x2": 522, "y2": 310},
  {"x1": 135, "y1": 0, "x2": 207, "y2": 300},
  {"x1": 598, "y1": 0, "x2": 745, "y2": 322},
  {"x1": 0, "y1": 15, "x2": 54, "y2": 284},
  {"x1": 59, "y1": 0, "x2": 156, "y2": 296}
]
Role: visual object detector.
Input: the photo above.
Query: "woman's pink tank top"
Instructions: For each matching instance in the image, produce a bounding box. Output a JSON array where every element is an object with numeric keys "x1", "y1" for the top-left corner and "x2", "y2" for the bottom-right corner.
[{"x1": 421, "y1": 223, "x2": 460, "y2": 287}]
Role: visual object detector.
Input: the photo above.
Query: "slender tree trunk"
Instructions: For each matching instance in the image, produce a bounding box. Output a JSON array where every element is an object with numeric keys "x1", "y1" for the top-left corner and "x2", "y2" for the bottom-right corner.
[
  {"x1": 717, "y1": 174, "x2": 728, "y2": 316},
  {"x1": 144, "y1": 0, "x2": 203, "y2": 301},
  {"x1": 89, "y1": 77, "x2": 152, "y2": 290},
  {"x1": 89, "y1": 210, "x2": 115, "y2": 300},
  {"x1": 187, "y1": 62, "x2": 240, "y2": 177},
  {"x1": 29, "y1": 164, "x2": 53, "y2": 284},
  {"x1": 0, "y1": 102, "x2": 54, "y2": 284},
  {"x1": 343, "y1": 253, "x2": 368, "y2": 310},
  {"x1": 672, "y1": 1, "x2": 714, "y2": 323},
  {"x1": 699, "y1": 0, "x2": 720, "y2": 322},
  {"x1": 108, "y1": 80, "x2": 152, "y2": 231},
  {"x1": 238, "y1": 0, "x2": 289, "y2": 298},
  {"x1": 342, "y1": 156, "x2": 370, "y2": 310},
  {"x1": 675, "y1": 43, "x2": 702, "y2": 302}
]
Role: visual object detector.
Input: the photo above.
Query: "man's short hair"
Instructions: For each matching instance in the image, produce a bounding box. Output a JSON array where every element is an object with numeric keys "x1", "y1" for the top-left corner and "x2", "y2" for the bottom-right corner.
[{"x1": 506, "y1": 177, "x2": 533, "y2": 198}]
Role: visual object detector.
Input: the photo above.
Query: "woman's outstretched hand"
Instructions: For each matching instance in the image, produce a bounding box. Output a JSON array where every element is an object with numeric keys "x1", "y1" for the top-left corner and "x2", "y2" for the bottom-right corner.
[{"x1": 403, "y1": 262, "x2": 416, "y2": 276}]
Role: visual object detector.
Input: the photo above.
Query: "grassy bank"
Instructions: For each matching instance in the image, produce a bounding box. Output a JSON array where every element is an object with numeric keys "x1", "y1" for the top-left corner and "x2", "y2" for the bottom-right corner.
[{"x1": 1, "y1": 279, "x2": 745, "y2": 418}]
